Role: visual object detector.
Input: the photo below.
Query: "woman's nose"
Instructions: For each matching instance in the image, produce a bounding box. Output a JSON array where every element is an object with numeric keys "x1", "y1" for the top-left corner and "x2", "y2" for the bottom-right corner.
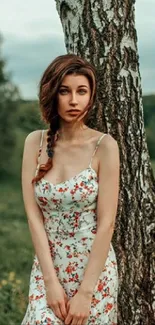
[{"x1": 69, "y1": 92, "x2": 78, "y2": 104}]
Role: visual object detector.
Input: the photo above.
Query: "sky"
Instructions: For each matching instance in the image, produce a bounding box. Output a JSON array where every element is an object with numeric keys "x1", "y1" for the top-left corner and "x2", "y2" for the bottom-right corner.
[{"x1": 0, "y1": 0, "x2": 155, "y2": 99}]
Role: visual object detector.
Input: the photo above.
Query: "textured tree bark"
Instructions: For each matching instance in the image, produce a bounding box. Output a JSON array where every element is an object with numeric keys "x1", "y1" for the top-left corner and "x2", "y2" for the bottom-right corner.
[{"x1": 55, "y1": 0, "x2": 155, "y2": 324}]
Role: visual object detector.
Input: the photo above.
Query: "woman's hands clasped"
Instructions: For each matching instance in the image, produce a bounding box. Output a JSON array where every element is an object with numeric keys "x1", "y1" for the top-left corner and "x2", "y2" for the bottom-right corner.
[
  {"x1": 46, "y1": 280, "x2": 92, "y2": 325},
  {"x1": 64, "y1": 290, "x2": 92, "y2": 325},
  {"x1": 45, "y1": 279, "x2": 69, "y2": 321}
]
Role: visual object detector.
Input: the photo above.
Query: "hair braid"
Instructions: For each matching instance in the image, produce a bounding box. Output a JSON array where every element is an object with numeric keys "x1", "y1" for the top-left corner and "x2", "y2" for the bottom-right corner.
[{"x1": 32, "y1": 117, "x2": 60, "y2": 184}]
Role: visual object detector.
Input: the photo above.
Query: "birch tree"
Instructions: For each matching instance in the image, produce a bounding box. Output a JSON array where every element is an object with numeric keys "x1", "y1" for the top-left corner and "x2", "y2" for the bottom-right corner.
[{"x1": 54, "y1": 1, "x2": 155, "y2": 324}]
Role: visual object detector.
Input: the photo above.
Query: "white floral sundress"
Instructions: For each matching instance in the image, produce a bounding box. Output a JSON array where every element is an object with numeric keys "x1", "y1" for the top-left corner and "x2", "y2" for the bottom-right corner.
[{"x1": 21, "y1": 130, "x2": 118, "y2": 325}]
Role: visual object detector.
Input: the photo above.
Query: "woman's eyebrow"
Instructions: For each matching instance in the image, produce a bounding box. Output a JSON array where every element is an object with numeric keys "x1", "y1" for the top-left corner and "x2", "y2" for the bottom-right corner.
[
  {"x1": 78, "y1": 85, "x2": 88, "y2": 88},
  {"x1": 60, "y1": 85, "x2": 88, "y2": 88}
]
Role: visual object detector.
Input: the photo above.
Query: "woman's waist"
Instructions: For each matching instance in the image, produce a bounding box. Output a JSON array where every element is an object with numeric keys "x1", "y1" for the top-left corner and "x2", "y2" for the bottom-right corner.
[
  {"x1": 45, "y1": 222, "x2": 97, "y2": 238},
  {"x1": 43, "y1": 209, "x2": 97, "y2": 233}
]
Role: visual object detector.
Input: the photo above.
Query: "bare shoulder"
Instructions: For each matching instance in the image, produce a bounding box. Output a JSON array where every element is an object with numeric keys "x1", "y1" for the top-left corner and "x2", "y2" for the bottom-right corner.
[
  {"x1": 102, "y1": 133, "x2": 118, "y2": 149},
  {"x1": 24, "y1": 130, "x2": 42, "y2": 146},
  {"x1": 23, "y1": 130, "x2": 44, "y2": 161},
  {"x1": 98, "y1": 133, "x2": 119, "y2": 164},
  {"x1": 22, "y1": 130, "x2": 44, "y2": 173}
]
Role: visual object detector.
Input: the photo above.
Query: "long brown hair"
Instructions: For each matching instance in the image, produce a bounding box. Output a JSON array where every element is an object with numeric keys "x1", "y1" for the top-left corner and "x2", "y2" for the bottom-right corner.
[{"x1": 32, "y1": 54, "x2": 97, "y2": 184}]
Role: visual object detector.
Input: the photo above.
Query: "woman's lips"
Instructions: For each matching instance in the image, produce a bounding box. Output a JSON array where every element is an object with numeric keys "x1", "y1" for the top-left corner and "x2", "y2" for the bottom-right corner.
[{"x1": 67, "y1": 109, "x2": 80, "y2": 114}]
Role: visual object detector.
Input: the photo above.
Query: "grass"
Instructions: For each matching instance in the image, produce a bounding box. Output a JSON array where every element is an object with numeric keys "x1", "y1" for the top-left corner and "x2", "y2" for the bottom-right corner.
[
  {"x1": 0, "y1": 179, "x2": 34, "y2": 277},
  {"x1": 0, "y1": 180, "x2": 34, "y2": 324}
]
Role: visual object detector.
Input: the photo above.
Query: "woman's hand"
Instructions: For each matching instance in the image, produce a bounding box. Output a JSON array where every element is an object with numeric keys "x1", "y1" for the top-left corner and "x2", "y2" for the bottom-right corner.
[
  {"x1": 65, "y1": 290, "x2": 92, "y2": 325},
  {"x1": 45, "y1": 279, "x2": 69, "y2": 321}
]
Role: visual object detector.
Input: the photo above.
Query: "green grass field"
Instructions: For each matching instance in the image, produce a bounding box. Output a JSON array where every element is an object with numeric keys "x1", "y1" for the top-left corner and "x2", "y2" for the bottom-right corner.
[
  {"x1": 0, "y1": 161, "x2": 155, "y2": 324},
  {"x1": 0, "y1": 180, "x2": 34, "y2": 324}
]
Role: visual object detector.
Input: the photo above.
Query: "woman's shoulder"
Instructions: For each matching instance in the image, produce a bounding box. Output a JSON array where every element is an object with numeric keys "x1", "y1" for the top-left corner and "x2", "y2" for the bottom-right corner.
[
  {"x1": 25, "y1": 130, "x2": 46, "y2": 142},
  {"x1": 90, "y1": 129, "x2": 118, "y2": 154},
  {"x1": 24, "y1": 130, "x2": 47, "y2": 152},
  {"x1": 90, "y1": 129, "x2": 117, "y2": 144},
  {"x1": 97, "y1": 132, "x2": 119, "y2": 165}
]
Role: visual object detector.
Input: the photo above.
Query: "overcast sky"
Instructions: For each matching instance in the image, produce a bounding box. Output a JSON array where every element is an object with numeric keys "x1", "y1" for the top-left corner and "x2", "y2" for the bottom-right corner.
[{"x1": 0, "y1": 0, "x2": 155, "y2": 99}]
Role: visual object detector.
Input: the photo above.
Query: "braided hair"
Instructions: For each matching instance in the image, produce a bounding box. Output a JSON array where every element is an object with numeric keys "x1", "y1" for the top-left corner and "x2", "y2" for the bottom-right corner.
[
  {"x1": 32, "y1": 119, "x2": 59, "y2": 184},
  {"x1": 32, "y1": 54, "x2": 97, "y2": 184}
]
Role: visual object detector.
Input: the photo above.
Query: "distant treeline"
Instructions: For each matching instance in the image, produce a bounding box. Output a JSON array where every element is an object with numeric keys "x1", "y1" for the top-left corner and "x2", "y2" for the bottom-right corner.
[
  {"x1": 18, "y1": 94, "x2": 155, "y2": 156},
  {"x1": 0, "y1": 95, "x2": 155, "y2": 181},
  {"x1": 142, "y1": 95, "x2": 155, "y2": 159}
]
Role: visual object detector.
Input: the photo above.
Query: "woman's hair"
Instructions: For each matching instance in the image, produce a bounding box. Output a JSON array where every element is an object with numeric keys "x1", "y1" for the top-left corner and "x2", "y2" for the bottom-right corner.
[{"x1": 32, "y1": 53, "x2": 97, "y2": 184}]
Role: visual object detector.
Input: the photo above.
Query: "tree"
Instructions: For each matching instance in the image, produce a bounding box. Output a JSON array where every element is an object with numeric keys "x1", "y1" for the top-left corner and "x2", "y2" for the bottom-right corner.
[
  {"x1": 17, "y1": 99, "x2": 44, "y2": 133},
  {"x1": 0, "y1": 35, "x2": 20, "y2": 178},
  {"x1": 55, "y1": 1, "x2": 155, "y2": 324}
]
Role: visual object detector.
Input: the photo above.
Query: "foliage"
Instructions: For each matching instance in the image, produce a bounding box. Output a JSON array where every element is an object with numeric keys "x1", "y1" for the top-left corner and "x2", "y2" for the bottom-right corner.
[
  {"x1": 143, "y1": 95, "x2": 155, "y2": 159},
  {"x1": 0, "y1": 36, "x2": 20, "y2": 179},
  {"x1": 143, "y1": 94, "x2": 155, "y2": 126},
  {"x1": 0, "y1": 180, "x2": 33, "y2": 324},
  {"x1": 0, "y1": 272, "x2": 26, "y2": 325},
  {"x1": 17, "y1": 99, "x2": 45, "y2": 133}
]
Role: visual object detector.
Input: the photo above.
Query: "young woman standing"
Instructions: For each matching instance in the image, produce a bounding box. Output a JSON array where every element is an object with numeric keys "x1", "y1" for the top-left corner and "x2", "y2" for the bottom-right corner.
[{"x1": 21, "y1": 54, "x2": 120, "y2": 325}]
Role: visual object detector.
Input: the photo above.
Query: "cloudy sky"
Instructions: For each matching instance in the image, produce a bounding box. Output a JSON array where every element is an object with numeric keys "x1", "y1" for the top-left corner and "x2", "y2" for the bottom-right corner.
[{"x1": 0, "y1": 0, "x2": 155, "y2": 99}]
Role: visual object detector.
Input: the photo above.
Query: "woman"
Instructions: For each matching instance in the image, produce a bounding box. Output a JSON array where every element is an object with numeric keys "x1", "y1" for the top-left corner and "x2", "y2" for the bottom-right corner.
[{"x1": 21, "y1": 54, "x2": 120, "y2": 325}]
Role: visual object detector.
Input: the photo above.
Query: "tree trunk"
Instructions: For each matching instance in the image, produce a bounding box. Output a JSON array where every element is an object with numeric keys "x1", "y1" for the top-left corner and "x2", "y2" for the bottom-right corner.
[{"x1": 55, "y1": 0, "x2": 155, "y2": 323}]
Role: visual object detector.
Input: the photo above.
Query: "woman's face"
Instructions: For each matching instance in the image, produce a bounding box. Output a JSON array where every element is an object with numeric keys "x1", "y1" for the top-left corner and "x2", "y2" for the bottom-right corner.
[{"x1": 57, "y1": 74, "x2": 91, "y2": 123}]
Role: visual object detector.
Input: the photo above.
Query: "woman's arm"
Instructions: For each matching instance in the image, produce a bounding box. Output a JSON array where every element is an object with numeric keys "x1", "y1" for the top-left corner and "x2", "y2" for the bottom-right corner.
[
  {"x1": 22, "y1": 131, "x2": 58, "y2": 284},
  {"x1": 79, "y1": 134, "x2": 120, "y2": 295}
]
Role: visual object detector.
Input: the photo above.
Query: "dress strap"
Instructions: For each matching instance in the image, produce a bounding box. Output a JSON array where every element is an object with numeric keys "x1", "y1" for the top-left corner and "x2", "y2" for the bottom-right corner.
[
  {"x1": 35, "y1": 130, "x2": 45, "y2": 177},
  {"x1": 89, "y1": 133, "x2": 107, "y2": 168}
]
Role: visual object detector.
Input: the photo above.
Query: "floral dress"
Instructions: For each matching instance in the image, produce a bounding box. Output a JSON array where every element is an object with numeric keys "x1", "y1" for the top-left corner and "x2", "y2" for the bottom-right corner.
[{"x1": 21, "y1": 130, "x2": 118, "y2": 325}]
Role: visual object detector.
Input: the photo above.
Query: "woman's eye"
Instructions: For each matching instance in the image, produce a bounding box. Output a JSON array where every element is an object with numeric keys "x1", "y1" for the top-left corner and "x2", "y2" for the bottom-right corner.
[
  {"x1": 59, "y1": 89, "x2": 87, "y2": 95},
  {"x1": 78, "y1": 89, "x2": 87, "y2": 94},
  {"x1": 59, "y1": 89, "x2": 68, "y2": 94}
]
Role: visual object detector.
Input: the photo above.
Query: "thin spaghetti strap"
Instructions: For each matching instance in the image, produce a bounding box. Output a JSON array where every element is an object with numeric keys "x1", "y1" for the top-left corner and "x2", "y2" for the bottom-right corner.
[
  {"x1": 89, "y1": 133, "x2": 107, "y2": 169},
  {"x1": 35, "y1": 130, "x2": 45, "y2": 177}
]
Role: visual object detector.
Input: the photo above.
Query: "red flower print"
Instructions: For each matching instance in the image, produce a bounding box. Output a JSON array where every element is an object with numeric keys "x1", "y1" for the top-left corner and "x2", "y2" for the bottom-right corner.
[
  {"x1": 58, "y1": 187, "x2": 64, "y2": 192},
  {"x1": 52, "y1": 199, "x2": 59, "y2": 203},
  {"x1": 65, "y1": 264, "x2": 76, "y2": 274},
  {"x1": 35, "y1": 275, "x2": 43, "y2": 281},
  {"x1": 35, "y1": 294, "x2": 44, "y2": 300},
  {"x1": 105, "y1": 302, "x2": 113, "y2": 313},
  {"x1": 82, "y1": 237, "x2": 87, "y2": 241},
  {"x1": 55, "y1": 266, "x2": 59, "y2": 273},
  {"x1": 46, "y1": 317, "x2": 52, "y2": 322},
  {"x1": 98, "y1": 282, "x2": 104, "y2": 292},
  {"x1": 38, "y1": 197, "x2": 48, "y2": 206},
  {"x1": 69, "y1": 232, "x2": 75, "y2": 237},
  {"x1": 92, "y1": 296, "x2": 100, "y2": 306},
  {"x1": 29, "y1": 294, "x2": 34, "y2": 301}
]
